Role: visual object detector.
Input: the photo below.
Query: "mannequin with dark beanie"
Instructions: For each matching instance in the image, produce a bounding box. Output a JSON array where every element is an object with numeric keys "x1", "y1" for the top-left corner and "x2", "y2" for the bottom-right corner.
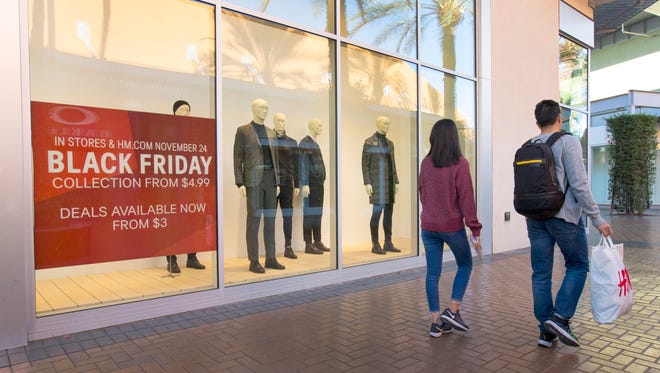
[{"x1": 165, "y1": 100, "x2": 206, "y2": 273}]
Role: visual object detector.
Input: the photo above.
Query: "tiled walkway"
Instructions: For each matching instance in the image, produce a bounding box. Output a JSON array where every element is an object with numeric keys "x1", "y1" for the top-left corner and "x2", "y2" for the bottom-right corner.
[{"x1": 2, "y1": 210, "x2": 659, "y2": 372}]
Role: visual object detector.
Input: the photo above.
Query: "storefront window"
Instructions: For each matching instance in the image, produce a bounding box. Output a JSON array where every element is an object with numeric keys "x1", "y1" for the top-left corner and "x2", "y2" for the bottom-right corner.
[
  {"x1": 222, "y1": 10, "x2": 336, "y2": 285},
  {"x1": 559, "y1": 36, "x2": 588, "y2": 111},
  {"x1": 342, "y1": 0, "x2": 417, "y2": 59},
  {"x1": 28, "y1": 0, "x2": 479, "y2": 305},
  {"x1": 559, "y1": 35, "x2": 589, "y2": 170},
  {"x1": 561, "y1": 108, "x2": 589, "y2": 166},
  {"x1": 29, "y1": 0, "x2": 217, "y2": 316},
  {"x1": 340, "y1": 44, "x2": 417, "y2": 267},
  {"x1": 419, "y1": 68, "x2": 476, "y2": 251},
  {"x1": 420, "y1": 67, "x2": 476, "y2": 185},
  {"x1": 420, "y1": 0, "x2": 475, "y2": 75}
]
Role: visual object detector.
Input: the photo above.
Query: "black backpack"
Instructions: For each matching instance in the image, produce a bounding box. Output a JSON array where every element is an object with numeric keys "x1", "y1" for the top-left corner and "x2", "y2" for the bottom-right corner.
[{"x1": 513, "y1": 132, "x2": 568, "y2": 220}]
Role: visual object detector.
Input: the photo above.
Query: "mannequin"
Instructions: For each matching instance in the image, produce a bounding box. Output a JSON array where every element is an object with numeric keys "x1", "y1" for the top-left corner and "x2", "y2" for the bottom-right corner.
[
  {"x1": 233, "y1": 98, "x2": 285, "y2": 273},
  {"x1": 299, "y1": 118, "x2": 328, "y2": 254},
  {"x1": 165, "y1": 100, "x2": 206, "y2": 273},
  {"x1": 362, "y1": 116, "x2": 400, "y2": 255},
  {"x1": 272, "y1": 113, "x2": 300, "y2": 259}
]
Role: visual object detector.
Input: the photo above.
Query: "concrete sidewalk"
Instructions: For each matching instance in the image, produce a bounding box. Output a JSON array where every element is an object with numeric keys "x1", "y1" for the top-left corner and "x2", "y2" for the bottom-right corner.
[{"x1": 2, "y1": 211, "x2": 659, "y2": 372}]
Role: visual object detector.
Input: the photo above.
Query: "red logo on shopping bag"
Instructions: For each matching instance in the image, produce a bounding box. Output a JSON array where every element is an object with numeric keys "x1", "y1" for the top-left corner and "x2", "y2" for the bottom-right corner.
[{"x1": 618, "y1": 268, "x2": 632, "y2": 296}]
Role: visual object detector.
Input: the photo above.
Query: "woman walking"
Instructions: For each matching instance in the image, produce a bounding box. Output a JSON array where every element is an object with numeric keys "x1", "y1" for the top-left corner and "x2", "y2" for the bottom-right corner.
[{"x1": 419, "y1": 119, "x2": 482, "y2": 337}]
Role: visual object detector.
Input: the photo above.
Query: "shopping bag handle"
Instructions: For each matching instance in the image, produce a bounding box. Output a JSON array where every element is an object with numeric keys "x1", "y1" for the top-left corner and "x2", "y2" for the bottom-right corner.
[{"x1": 599, "y1": 234, "x2": 615, "y2": 248}]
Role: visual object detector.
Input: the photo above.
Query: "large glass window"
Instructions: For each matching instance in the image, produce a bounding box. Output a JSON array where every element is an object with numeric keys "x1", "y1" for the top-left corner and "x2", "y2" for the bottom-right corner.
[
  {"x1": 340, "y1": 44, "x2": 417, "y2": 267},
  {"x1": 342, "y1": 0, "x2": 417, "y2": 58},
  {"x1": 28, "y1": 0, "x2": 478, "y2": 298},
  {"x1": 420, "y1": 0, "x2": 475, "y2": 75},
  {"x1": 29, "y1": 0, "x2": 217, "y2": 316},
  {"x1": 419, "y1": 68, "x2": 477, "y2": 253},
  {"x1": 559, "y1": 35, "x2": 589, "y2": 169},
  {"x1": 420, "y1": 67, "x2": 476, "y2": 181},
  {"x1": 559, "y1": 36, "x2": 588, "y2": 110},
  {"x1": 227, "y1": 0, "x2": 335, "y2": 33},
  {"x1": 222, "y1": 10, "x2": 336, "y2": 285},
  {"x1": 561, "y1": 108, "x2": 589, "y2": 164}
]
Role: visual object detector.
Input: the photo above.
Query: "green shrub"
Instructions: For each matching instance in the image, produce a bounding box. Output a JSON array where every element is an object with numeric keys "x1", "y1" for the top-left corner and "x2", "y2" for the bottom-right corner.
[{"x1": 607, "y1": 114, "x2": 658, "y2": 214}]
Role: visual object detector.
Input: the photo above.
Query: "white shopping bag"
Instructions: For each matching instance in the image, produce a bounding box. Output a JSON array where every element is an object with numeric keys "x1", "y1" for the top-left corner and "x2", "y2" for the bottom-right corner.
[{"x1": 590, "y1": 235, "x2": 633, "y2": 324}]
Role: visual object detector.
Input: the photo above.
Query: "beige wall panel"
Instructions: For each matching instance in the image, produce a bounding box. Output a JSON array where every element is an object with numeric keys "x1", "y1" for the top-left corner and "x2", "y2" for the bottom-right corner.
[
  {"x1": 490, "y1": 0, "x2": 560, "y2": 253},
  {"x1": 563, "y1": 0, "x2": 593, "y2": 18}
]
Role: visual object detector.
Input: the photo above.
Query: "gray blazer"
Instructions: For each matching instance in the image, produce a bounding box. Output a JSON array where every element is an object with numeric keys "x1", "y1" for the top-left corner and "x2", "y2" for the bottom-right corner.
[{"x1": 233, "y1": 122, "x2": 280, "y2": 187}]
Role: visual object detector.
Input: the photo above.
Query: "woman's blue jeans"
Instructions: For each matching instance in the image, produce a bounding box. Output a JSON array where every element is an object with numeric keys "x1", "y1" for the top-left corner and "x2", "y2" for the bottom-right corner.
[
  {"x1": 422, "y1": 229, "x2": 473, "y2": 313},
  {"x1": 527, "y1": 217, "x2": 589, "y2": 330}
]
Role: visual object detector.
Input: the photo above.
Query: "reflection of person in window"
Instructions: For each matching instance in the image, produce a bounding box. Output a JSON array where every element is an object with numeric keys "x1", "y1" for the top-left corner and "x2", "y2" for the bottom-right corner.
[
  {"x1": 299, "y1": 118, "x2": 328, "y2": 255},
  {"x1": 233, "y1": 99, "x2": 286, "y2": 274},
  {"x1": 362, "y1": 116, "x2": 400, "y2": 255},
  {"x1": 165, "y1": 100, "x2": 206, "y2": 273},
  {"x1": 272, "y1": 113, "x2": 300, "y2": 259}
]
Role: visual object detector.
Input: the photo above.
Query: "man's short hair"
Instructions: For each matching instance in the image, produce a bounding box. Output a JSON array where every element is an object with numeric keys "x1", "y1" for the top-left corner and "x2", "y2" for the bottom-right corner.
[{"x1": 534, "y1": 99, "x2": 561, "y2": 127}]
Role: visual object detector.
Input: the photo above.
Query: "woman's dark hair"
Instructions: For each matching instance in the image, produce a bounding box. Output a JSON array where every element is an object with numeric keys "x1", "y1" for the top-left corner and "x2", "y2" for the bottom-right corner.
[{"x1": 427, "y1": 119, "x2": 462, "y2": 168}]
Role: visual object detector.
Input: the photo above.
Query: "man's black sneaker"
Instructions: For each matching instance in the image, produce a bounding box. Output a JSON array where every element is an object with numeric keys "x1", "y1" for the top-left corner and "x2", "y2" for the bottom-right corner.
[
  {"x1": 537, "y1": 330, "x2": 558, "y2": 348},
  {"x1": 544, "y1": 314, "x2": 579, "y2": 347},
  {"x1": 440, "y1": 308, "x2": 469, "y2": 331}
]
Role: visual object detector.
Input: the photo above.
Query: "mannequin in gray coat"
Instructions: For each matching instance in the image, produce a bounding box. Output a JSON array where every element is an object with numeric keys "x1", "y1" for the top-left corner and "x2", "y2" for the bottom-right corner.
[{"x1": 362, "y1": 116, "x2": 400, "y2": 255}]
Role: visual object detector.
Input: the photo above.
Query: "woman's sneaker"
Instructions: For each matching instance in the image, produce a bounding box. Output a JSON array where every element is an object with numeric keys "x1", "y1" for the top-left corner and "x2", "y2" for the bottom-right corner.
[
  {"x1": 537, "y1": 330, "x2": 558, "y2": 348},
  {"x1": 429, "y1": 321, "x2": 453, "y2": 338},
  {"x1": 544, "y1": 314, "x2": 579, "y2": 347},
  {"x1": 440, "y1": 308, "x2": 469, "y2": 331}
]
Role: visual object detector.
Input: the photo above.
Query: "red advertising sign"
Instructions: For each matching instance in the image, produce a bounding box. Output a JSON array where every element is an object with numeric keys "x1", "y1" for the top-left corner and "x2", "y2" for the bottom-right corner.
[{"x1": 32, "y1": 101, "x2": 217, "y2": 269}]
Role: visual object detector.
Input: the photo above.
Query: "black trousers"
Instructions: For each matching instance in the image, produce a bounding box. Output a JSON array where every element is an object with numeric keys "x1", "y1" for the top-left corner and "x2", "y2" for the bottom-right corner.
[
  {"x1": 303, "y1": 184, "x2": 324, "y2": 244},
  {"x1": 370, "y1": 203, "x2": 393, "y2": 243},
  {"x1": 277, "y1": 184, "x2": 294, "y2": 246},
  {"x1": 245, "y1": 169, "x2": 277, "y2": 261}
]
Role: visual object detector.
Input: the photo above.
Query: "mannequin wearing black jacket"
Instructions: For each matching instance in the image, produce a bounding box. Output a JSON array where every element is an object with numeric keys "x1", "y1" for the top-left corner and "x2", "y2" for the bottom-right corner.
[
  {"x1": 299, "y1": 118, "x2": 328, "y2": 255},
  {"x1": 362, "y1": 116, "x2": 400, "y2": 255}
]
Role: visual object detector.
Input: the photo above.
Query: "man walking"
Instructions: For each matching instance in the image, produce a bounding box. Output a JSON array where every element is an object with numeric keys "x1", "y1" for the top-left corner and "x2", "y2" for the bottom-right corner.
[{"x1": 525, "y1": 99, "x2": 612, "y2": 348}]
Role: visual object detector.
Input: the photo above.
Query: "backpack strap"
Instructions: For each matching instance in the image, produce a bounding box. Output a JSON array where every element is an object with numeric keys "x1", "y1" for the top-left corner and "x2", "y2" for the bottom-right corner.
[
  {"x1": 545, "y1": 131, "x2": 568, "y2": 147},
  {"x1": 523, "y1": 131, "x2": 568, "y2": 147},
  {"x1": 545, "y1": 131, "x2": 570, "y2": 191}
]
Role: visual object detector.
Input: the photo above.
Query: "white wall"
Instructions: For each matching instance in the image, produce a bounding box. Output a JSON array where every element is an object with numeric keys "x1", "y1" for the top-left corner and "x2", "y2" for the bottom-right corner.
[{"x1": 591, "y1": 52, "x2": 660, "y2": 101}]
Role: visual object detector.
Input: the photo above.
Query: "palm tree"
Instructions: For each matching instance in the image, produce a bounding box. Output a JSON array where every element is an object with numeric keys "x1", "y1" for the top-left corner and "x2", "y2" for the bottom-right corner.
[
  {"x1": 423, "y1": 0, "x2": 470, "y2": 119},
  {"x1": 349, "y1": 0, "x2": 472, "y2": 119}
]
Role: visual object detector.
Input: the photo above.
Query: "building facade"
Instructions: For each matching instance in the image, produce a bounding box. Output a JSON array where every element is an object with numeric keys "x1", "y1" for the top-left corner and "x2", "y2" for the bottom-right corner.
[
  {"x1": 590, "y1": 90, "x2": 660, "y2": 205},
  {"x1": 1, "y1": 0, "x2": 594, "y2": 349},
  {"x1": 589, "y1": 5, "x2": 660, "y2": 206}
]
